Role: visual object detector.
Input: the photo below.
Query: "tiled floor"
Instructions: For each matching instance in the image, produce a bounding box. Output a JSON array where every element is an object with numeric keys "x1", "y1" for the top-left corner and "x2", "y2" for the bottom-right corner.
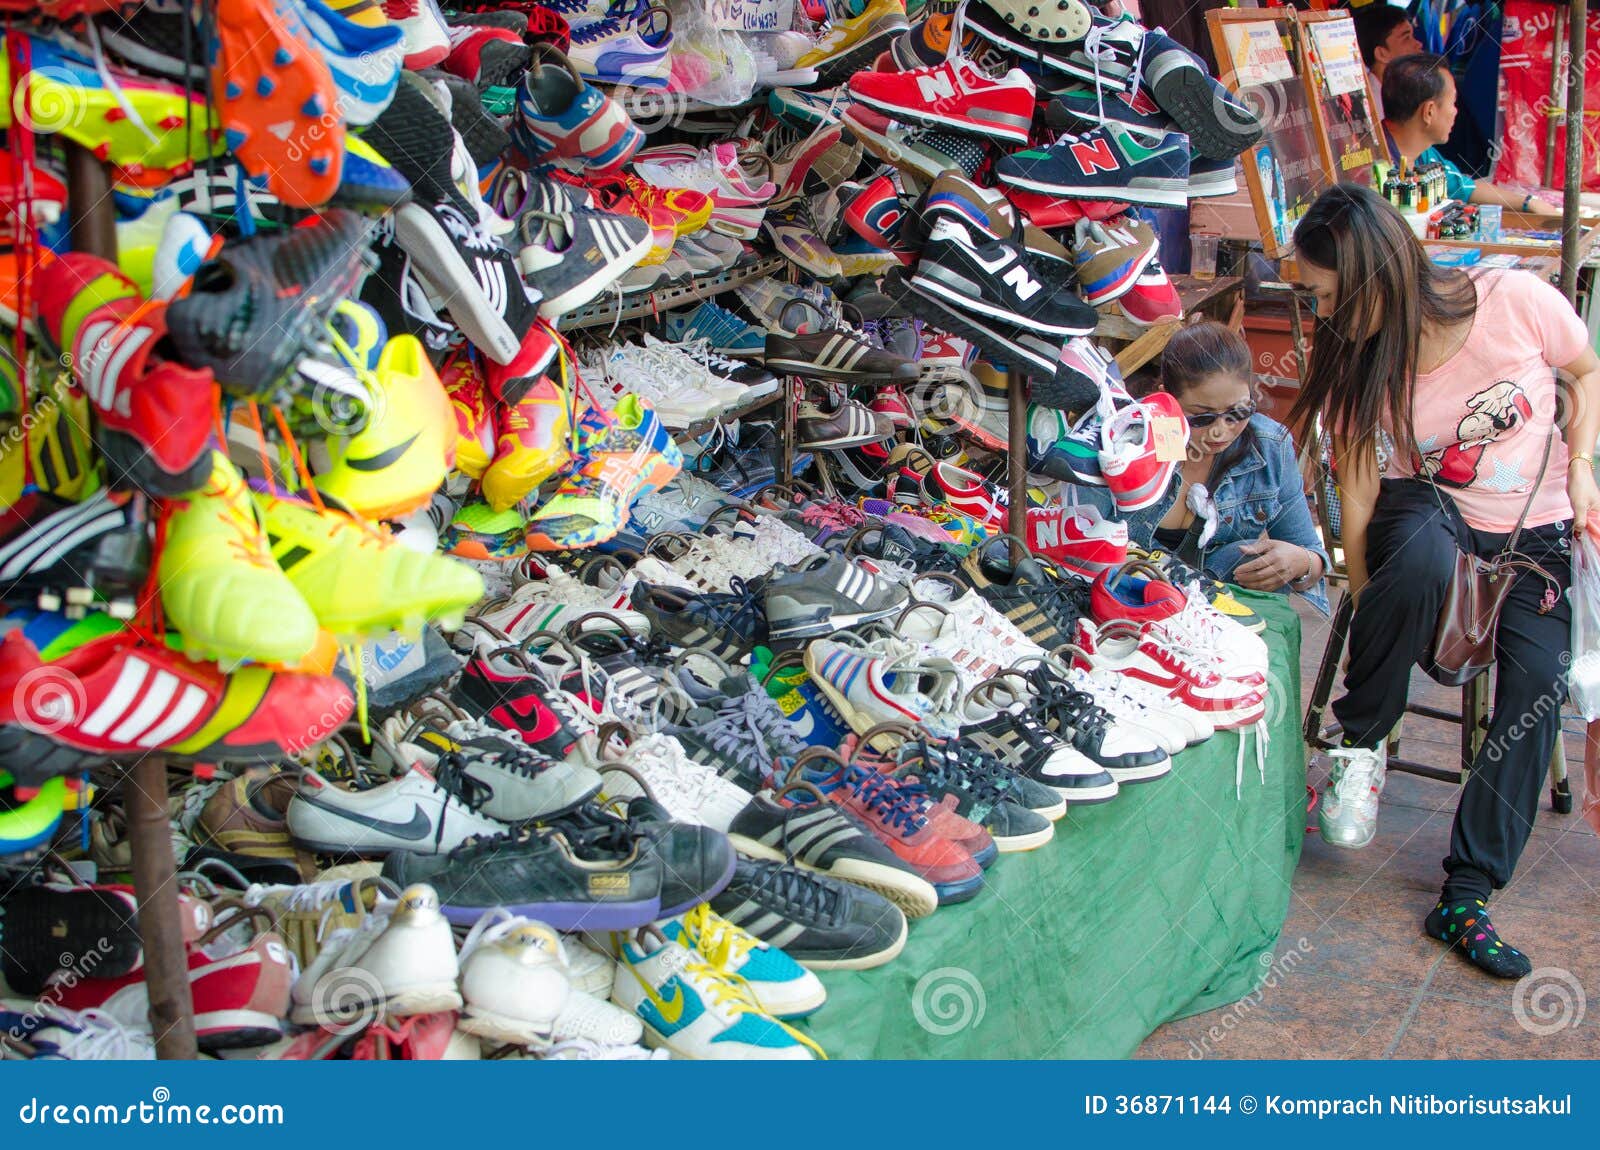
[{"x1": 1136, "y1": 599, "x2": 1600, "y2": 1059}]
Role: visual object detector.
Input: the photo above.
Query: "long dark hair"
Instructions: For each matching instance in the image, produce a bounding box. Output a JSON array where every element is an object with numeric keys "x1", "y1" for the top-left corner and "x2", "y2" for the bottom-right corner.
[
  {"x1": 1287, "y1": 183, "x2": 1477, "y2": 460},
  {"x1": 1159, "y1": 321, "x2": 1258, "y2": 485}
]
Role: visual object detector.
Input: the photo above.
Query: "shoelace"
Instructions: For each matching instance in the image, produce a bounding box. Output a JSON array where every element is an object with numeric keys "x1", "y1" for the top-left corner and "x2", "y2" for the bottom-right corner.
[
  {"x1": 34, "y1": 1007, "x2": 155, "y2": 1059},
  {"x1": 429, "y1": 756, "x2": 498, "y2": 848},
  {"x1": 739, "y1": 856, "x2": 842, "y2": 921},
  {"x1": 688, "y1": 576, "x2": 767, "y2": 636},
  {"x1": 831, "y1": 764, "x2": 929, "y2": 838},
  {"x1": 1143, "y1": 619, "x2": 1226, "y2": 682},
  {"x1": 676, "y1": 903, "x2": 762, "y2": 971},
  {"x1": 616, "y1": 733, "x2": 736, "y2": 807},
  {"x1": 899, "y1": 742, "x2": 1008, "y2": 807}
]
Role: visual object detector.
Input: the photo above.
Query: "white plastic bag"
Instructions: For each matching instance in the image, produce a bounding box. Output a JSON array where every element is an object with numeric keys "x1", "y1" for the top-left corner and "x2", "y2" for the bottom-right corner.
[{"x1": 1567, "y1": 530, "x2": 1600, "y2": 719}]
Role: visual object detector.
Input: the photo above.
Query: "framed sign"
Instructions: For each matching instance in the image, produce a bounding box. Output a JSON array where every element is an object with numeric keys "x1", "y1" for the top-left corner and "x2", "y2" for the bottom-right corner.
[
  {"x1": 1300, "y1": 10, "x2": 1383, "y2": 187},
  {"x1": 1208, "y1": 9, "x2": 1329, "y2": 258}
]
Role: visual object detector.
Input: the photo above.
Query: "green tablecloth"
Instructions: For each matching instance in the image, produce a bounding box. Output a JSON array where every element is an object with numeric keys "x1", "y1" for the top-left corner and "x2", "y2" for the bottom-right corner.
[{"x1": 808, "y1": 591, "x2": 1306, "y2": 1059}]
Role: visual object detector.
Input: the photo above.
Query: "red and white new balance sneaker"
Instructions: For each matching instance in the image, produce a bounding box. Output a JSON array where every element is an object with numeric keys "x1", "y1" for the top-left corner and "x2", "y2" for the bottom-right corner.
[
  {"x1": 1074, "y1": 618, "x2": 1264, "y2": 728},
  {"x1": 1026, "y1": 504, "x2": 1129, "y2": 576},
  {"x1": 869, "y1": 387, "x2": 918, "y2": 431},
  {"x1": 1004, "y1": 187, "x2": 1127, "y2": 230},
  {"x1": 847, "y1": 55, "x2": 1037, "y2": 144},
  {"x1": 1099, "y1": 391, "x2": 1188, "y2": 513},
  {"x1": 1118, "y1": 254, "x2": 1184, "y2": 327},
  {"x1": 926, "y1": 461, "x2": 1010, "y2": 531}
]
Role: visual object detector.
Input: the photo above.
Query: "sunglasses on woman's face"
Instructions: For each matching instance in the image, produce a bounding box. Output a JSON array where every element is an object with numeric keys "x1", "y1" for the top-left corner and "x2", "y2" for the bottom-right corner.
[{"x1": 1184, "y1": 401, "x2": 1257, "y2": 429}]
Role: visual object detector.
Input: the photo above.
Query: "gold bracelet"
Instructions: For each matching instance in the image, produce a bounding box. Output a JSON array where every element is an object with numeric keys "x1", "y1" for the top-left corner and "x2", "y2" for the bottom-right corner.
[{"x1": 1570, "y1": 454, "x2": 1594, "y2": 467}]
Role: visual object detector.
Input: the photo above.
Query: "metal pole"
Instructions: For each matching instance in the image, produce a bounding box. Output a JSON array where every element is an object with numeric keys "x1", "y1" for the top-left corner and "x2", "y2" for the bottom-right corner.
[{"x1": 1560, "y1": 0, "x2": 1586, "y2": 303}]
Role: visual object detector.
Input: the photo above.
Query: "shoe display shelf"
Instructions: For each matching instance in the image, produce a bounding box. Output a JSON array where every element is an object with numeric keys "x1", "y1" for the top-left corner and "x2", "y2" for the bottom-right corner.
[{"x1": 557, "y1": 255, "x2": 789, "y2": 331}]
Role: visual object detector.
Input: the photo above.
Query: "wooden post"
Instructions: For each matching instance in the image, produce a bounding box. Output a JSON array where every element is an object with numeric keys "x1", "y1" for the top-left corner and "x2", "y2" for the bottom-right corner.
[
  {"x1": 1560, "y1": 0, "x2": 1586, "y2": 303},
  {"x1": 1007, "y1": 370, "x2": 1027, "y2": 560},
  {"x1": 63, "y1": 143, "x2": 117, "y2": 259}
]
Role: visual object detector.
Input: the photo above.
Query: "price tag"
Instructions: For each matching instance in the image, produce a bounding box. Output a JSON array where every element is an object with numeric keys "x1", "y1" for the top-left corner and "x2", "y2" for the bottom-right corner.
[{"x1": 1151, "y1": 416, "x2": 1189, "y2": 463}]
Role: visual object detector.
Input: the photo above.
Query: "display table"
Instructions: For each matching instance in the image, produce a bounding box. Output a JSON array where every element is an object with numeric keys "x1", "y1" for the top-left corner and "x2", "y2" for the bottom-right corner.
[{"x1": 808, "y1": 590, "x2": 1307, "y2": 1059}]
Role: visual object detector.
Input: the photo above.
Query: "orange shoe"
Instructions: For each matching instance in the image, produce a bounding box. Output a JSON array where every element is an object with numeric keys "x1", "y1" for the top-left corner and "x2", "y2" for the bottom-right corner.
[
  {"x1": 441, "y1": 352, "x2": 496, "y2": 480},
  {"x1": 212, "y1": 0, "x2": 343, "y2": 207},
  {"x1": 620, "y1": 173, "x2": 714, "y2": 236},
  {"x1": 481, "y1": 374, "x2": 573, "y2": 512}
]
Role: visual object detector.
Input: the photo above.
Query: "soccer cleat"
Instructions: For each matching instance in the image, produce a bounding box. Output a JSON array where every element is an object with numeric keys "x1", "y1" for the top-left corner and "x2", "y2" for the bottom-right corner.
[
  {"x1": 254, "y1": 490, "x2": 485, "y2": 639},
  {"x1": 157, "y1": 453, "x2": 321, "y2": 667},
  {"x1": 796, "y1": 0, "x2": 909, "y2": 85},
  {"x1": 0, "y1": 491, "x2": 148, "y2": 618},
  {"x1": 482, "y1": 374, "x2": 574, "y2": 513},
  {"x1": 516, "y1": 44, "x2": 643, "y2": 174},
  {"x1": 611, "y1": 935, "x2": 824, "y2": 1059},
  {"x1": 209, "y1": 0, "x2": 343, "y2": 206},
  {"x1": 663, "y1": 903, "x2": 826, "y2": 1020},
  {"x1": 1099, "y1": 391, "x2": 1187, "y2": 512},
  {"x1": 316, "y1": 334, "x2": 456, "y2": 520},
  {"x1": 33, "y1": 252, "x2": 214, "y2": 483},
  {"x1": 525, "y1": 396, "x2": 683, "y2": 552},
  {"x1": 0, "y1": 622, "x2": 353, "y2": 766},
  {"x1": 996, "y1": 126, "x2": 1190, "y2": 208},
  {"x1": 441, "y1": 352, "x2": 496, "y2": 479},
  {"x1": 1046, "y1": 85, "x2": 1173, "y2": 142},
  {"x1": 848, "y1": 56, "x2": 1036, "y2": 144},
  {"x1": 296, "y1": 0, "x2": 406, "y2": 126}
]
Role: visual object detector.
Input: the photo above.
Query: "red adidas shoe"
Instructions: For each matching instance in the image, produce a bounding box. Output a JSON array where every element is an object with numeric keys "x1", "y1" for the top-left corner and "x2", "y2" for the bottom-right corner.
[
  {"x1": 848, "y1": 56, "x2": 1036, "y2": 144},
  {"x1": 1026, "y1": 505, "x2": 1129, "y2": 576},
  {"x1": 34, "y1": 253, "x2": 214, "y2": 479}
]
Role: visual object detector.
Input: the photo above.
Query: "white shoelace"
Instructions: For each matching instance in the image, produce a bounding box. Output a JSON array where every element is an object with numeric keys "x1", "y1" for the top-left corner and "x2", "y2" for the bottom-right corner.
[
  {"x1": 32, "y1": 1008, "x2": 155, "y2": 1060},
  {"x1": 1235, "y1": 717, "x2": 1270, "y2": 800}
]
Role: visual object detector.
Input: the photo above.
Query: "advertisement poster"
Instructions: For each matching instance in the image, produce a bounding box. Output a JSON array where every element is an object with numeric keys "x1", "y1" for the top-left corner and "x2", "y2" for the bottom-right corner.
[
  {"x1": 1304, "y1": 15, "x2": 1379, "y2": 184},
  {"x1": 1306, "y1": 17, "x2": 1366, "y2": 96},
  {"x1": 1494, "y1": 0, "x2": 1600, "y2": 192},
  {"x1": 1222, "y1": 22, "x2": 1297, "y2": 86}
]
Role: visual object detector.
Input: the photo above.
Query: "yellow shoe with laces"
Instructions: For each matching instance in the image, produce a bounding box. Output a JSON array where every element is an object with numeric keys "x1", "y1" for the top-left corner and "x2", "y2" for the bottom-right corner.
[{"x1": 662, "y1": 903, "x2": 826, "y2": 1021}]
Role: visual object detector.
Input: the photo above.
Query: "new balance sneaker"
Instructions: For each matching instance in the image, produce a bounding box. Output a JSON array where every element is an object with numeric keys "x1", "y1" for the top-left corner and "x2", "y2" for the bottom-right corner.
[
  {"x1": 1140, "y1": 28, "x2": 1263, "y2": 160},
  {"x1": 764, "y1": 553, "x2": 907, "y2": 640},
  {"x1": 663, "y1": 903, "x2": 826, "y2": 1020},
  {"x1": 996, "y1": 126, "x2": 1190, "y2": 208},
  {"x1": 1072, "y1": 216, "x2": 1158, "y2": 306},
  {"x1": 909, "y1": 217, "x2": 1096, "y2": 337},
  {"x1": 710, "y1": 856, "x2": 907, "y2": 971},
  {"x1": 1118, "y1": 254, "x2": 1184, "y2": 326},
  {"x1": 847, "y1": 55, "x2": 1036, "y2": 144},
  {"x1": 796, "y1": 0, "x2": 910, "y2": 85},
  {"x1": 1046, "y1": 85, "x2": 1174, "y2": 142},
  {"x1": 1099, "y1": 391, "x2": 1187, "y2": 512},
  {"x1": 1025, "y1": 503, "x2": 1128, "y2": 576},
  {"x1": 610, "y1": 934, "x2": 823, "y2": 1059}
]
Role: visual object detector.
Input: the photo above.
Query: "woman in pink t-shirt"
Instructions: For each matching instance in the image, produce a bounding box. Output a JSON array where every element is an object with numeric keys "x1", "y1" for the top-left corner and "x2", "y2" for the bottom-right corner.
[{"x1": 1288, "y1": 184, "x2": 1600, "y2": 980}]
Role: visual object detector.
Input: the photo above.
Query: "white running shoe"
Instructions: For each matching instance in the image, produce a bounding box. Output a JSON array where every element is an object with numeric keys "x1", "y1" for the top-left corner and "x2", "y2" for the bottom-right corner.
[
  {"x1": 598, "y1": 732, "x2": 754, "y2": 832},
  {"x1": 286, "y1": 767, "x2": 507, "y2": 856},
  {"x1": 456, "y1": 911, "x2": 570, "y2": 1046},
  {"x1": 1318, "y1": 745, "x2": 1386, "y2": 849}
]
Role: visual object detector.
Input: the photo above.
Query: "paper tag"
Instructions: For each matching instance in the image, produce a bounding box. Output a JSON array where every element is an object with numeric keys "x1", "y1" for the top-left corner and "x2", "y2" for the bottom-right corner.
[{"x1": 1151, "y1": 416, "x2": 1189, "y2": 463}]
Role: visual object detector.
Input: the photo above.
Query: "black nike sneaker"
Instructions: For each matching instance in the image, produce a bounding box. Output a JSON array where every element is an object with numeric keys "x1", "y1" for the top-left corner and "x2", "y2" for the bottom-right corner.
[
  {"x1": 452, "y1": 648, "x2": 585, "y2": 761},
  {"x1": 166, "y1": 208, "x2": 374, "y2": 400},
  {"x1": 0, "y1": 490, "x2": 149, "y2": 618},
  {"x1": 711, "y1": 856, "x2": 908, "y2": 971}
]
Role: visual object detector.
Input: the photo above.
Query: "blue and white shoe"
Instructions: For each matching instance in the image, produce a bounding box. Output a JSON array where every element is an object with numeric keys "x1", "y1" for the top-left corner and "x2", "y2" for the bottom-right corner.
[
  {"x1": 566, "y1": 10, "x2": 672, "y2": 89},
  {"x1": 767, "y1": 86, "x2": 850, "y2": 130},
  {"x1": 663, "y1": 906, "x2": 826, "y2": 1020},
  {"x1": 662, "y1": 301, "x2": 765, "y2": 358},
  {"x1": 610, "y1": 937, "x2": 824, "y2": 1059},
  {"x1": 515, "y1": 45, "x2": 644, "y2": 173},
  {"x1": 7, "y1": 1007, "x2": 155, "y2": 1059},
  {"x1": 295, "y1": 0, "x2": 406, "y2": 125}
]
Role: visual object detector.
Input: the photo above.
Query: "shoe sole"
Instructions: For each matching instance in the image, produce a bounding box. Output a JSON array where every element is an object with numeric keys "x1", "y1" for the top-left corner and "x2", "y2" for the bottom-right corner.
[
  {"x1": 729, "y1": 835, "x2": 940, "y2": 919},
  {"x1": 195, "y1": 1010, "x2": 283, "y2": 1052},
  {"x1": 848, "y1": 88, "x2": 1032, "y2": 145},
  {"x1": 980, "y1": 0, "x2": 1094, "y2": 43},
  {"x1": 792, "y1": 917, "x2": 909, "y2": 972},
  {"x1": 457, "y1": 1006, "x2": 556, "y2": 1046},
  {"x1": 1103, "y1": 758, "x2": 1173, "y2": 784},
  {"x1": 531, "y1": 231, "x2": 653, "y2": 319},
  {"x1": 1149, "y1": 65, "x2": 1263, "y2": 161},
  {"x1": 992, "y1": 822, "x2": 1056, "y2": 852},
  {"x1": 933, "y1": 871, "x2": 985, "y2": 904},
  {"x1": 1044, "y1": 777, "x2": 1121, "y2": 803},
  {"x1": 394, "y1": 204, "x2": 522, "y2": 365},
  {"x1": 0, "y1": 887, "x2": 143, "y2": 992},
  {"x1": 765, "y1": 356, "x2": 914, "y2": 383},
  {"x1": 213, "y1": 0, "x2": 341, "y2": 208},
  {"x1": 438, "y1": 893, "x2": 663, "y2": 932}
]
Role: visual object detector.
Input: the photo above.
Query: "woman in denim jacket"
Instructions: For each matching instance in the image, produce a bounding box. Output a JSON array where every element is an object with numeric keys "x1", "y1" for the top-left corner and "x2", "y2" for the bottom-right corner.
[{"x1": 1086, "y1": 322, "x2": 1330, "y2": 612}]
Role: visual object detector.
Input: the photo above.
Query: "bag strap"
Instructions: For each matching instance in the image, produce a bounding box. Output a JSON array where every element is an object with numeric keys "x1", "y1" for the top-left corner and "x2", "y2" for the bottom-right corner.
[{"x1": 1420, "y1": 426, "x2": 1555, "y2": 559}]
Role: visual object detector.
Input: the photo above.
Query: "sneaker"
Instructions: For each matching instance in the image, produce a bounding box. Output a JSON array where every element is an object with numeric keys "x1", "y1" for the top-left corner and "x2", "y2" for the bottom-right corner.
[
  {"x1": 797, "y1": 398, "x2": 895, "y2": 450},
  {"x1": 1072, "y1": 216, "x2": 1157, "y2": 306},
  {"x1": 566, "y1": 6, "x2": 672, "y2": 87},
  {"x1": 383, "y1": 0, "x2": 452, "y2": 67},
  {"x1": 996, "y1": 126, "x2": 1190, "y2": 208},
  {"x1": 909, "y1": 217, "x2": 1096, "y2": 336},
  {"x1": 879, "y1": 736, "x2": 1055, "y2": 851},
  {"x1": 958, "y1": 541, "x2": 1083, "y2": 649},
  {"x1": 1119, "y1": 254, "x2": 1184, "y2": 326},
  {"x1": 1026, "y1": 403, "x2": 1105, "y2": 485},
  {"x1": 463, "y1": 568, "x2": 648, "y2": 647},
  {"x1": 973, "y1": 0, "x2": 1093, "y2": 42},
  {"x1": 629, "y1": 581, "x2": 768, "y2": 662},
  {"x1": 455, "y1": 912, "x2": 570, "y2": 1045},
  {"x1": 0, "y1": 882, "x2": 145, "y2": 995},
  {"x1": 1099, "y1": 391, "x2": 1186, "y2": 512},
  {"x1": 847, "y1": 55, "x2": 1036, "y2": 144},
  {"x1": 597, "y1": 732, "x2": 753, "y2": 832},
  {"x1": 382, "y1": 819, "x2": 663, "y2": 930},
  {"x1": 1140, "y1": 28, "x2": 1263, "y2": 160},
  {"x1": 194, "y1": 768, "x2": 312, "y2": 876},
  {"x1": 796, "y1": 0, "x2": 910, "y2": 85},
  {"x1": 517, "y1": 209, "x2": 652, "y2": 317},
  {"x1": 1187, "y1": 154, "x2": 1240, "y2": 198},
  {"x1": 764, "y1": 552, "x2": 907, "y2": 640},
  {"x1": 711, "y1": 856, "x2": 906, "y2": 971},
  {"x1": 0, "y1": 771, "x2": 67, "y2": 858},
  {"x1": 483, "y1": 375, "x2": 574, "y2": 512},
  {"x1": 1038, "y1": 335, "x2": 1124, "y2": 415},
  {"x1": 1073, "y1": 617, "x2": 1264, "y2": 728},
  {"x1": 760, "y1": 196, "x2": 843, "y2": 280},
  {"x1": 1046, "y1": 85, "x2": 1173, "y2": 142},
  {"x1": 805, "y1": 638, "x2": 961, "y2": 734},
  {"x1": 663, "y1": 902, "x2": 826, "y2": 1019},
  {"x1": 399, "y1": 724, "x2": 603, "y2": 822},
  {"x1": 959, "y1": 702, "x2": 1119, "y2": 803},
  {"x1": 1023, "y1": 666, "x2": 1171, "y2": 783},
  {"x1": 1135, "y1": 546, "x2": 1265, "y2": 634},
  {"x1": 767, "y1": 85, "x2": 853, "y2": 129},
  {"x1": 924, "y1": 460, "x2": 1011, "y2": 531},
  {"x1": 515, "y1": 44, "x2": 644, "y2": 173},
  {"x1": 298, "y1": 0, "x2": 407, "y2": 127},
  {"x1": 0, "y1": 491, "x2": 149, "y2": 620},
  {"x1": 766, "y1": 327, "x2": 920, "y2": 382},
  {"x1": 610, "y1": 934, "x2": 823, "y2": 1059},
  {"x1": 1025, "y1": 503, "x2": 1128, "y2": 576},
  {"x1": 286, "y1": 764, "x2": 506, "y2": 856},
  {"x1": 663, "y1": 301, "x2": 765, "y2": 357},
  {"x1": 11, "y1": 1006, "x2": 155, "y2": 1060},
  {"x1": 1317, "y1": 745, "x2": 1386, "y2": 849}
]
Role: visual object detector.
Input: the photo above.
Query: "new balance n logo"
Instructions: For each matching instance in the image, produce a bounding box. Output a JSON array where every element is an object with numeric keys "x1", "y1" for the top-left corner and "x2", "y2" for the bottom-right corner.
[
  {"x1": 917, "y1": 71, "x2": 958, "y2": 103},
  {"x1": 1000, "y1": 265, "x2": 1042, "y2": 301},
  {"x1": 1068, "y1": 137, "x2": 1121, "y2": 175}
]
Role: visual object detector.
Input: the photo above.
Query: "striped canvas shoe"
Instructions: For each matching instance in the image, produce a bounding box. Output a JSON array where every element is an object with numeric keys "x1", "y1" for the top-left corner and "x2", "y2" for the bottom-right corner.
[
  {"x1": 797, "y1": 398, "x2": 895, "y2": 450},
  {"x1": 725, "y1": 789, "x2": 938, "y2": 919},
  {"x1": 765, "y1": 326, "x2": 920, "y2": 382},
  {"x1": 709, "y1": 858, "x2": 908, "y2": 972}
]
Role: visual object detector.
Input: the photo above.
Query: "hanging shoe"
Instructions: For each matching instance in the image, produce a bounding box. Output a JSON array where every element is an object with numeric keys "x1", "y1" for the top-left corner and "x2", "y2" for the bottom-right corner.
[{"x1": 482, "y1": 374, "x2": 574, "y2": 513}]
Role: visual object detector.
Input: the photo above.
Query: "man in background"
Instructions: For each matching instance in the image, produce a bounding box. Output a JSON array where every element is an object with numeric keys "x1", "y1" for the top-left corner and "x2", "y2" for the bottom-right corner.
[{"x1": 1355, "y1": 3, "x2": 1423, "y2": 120}]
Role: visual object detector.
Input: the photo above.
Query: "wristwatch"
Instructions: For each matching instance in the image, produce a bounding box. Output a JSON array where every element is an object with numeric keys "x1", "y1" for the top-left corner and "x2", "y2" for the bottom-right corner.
[
  {"x1": 1521, "y1": 193, "x2": 1535, "y2": 213},
  {"x1": 1288, "y1": 550, "x2": 1321, "y2": 591}
]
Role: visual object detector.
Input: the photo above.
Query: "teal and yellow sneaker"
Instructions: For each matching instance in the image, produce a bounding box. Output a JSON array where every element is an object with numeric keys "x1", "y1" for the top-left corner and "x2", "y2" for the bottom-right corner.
[
  {"x1": 663, "y1": 904, "x2": 826, "y2": 1021},
  {"x1": 0, "y1": 772, "x2": 67, "y2": 860}
]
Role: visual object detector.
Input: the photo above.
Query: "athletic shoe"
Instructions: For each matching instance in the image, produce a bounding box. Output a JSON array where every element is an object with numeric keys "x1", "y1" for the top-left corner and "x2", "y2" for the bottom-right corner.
[
  {"x1": 1140, "y1": 28, "x2": 1262, "y2": 160},
  {"x1": 1187, "y1": 155, "x2": 1239, "y2": 198},
  {"x1": 1026, "y1": 403, "x2": 1104, "y2": 485},
  {"x1": 516, "y1": 44, "x2": 643, "y2": 173},
  {"x1": 610, "y1": 934, "x2": 823, "y2": 1059},
  {"x1": 996, "y1": 126, "x2": 1189, "y2": 208},
  {"x1": 296, "y1": 0, "x2": 406, "y2": 126},
  {"x1": 628, "y1": 580, "x2": 767, "y2": 662},
  {"x1": 0, "y1": 624, "x2": 353, "y2": 766},
  {"x1": 286, "y1": 763, "x2": 505, "y2": 856},
  {"x1": 924, "y1": 460, "x2": 1011, "y2": 531},
  {"x1": 483, "y1": 376, "x2": 574, "y2": 513},
  {"x1": 1023, "y1": 666, "x2": 1171, "y2": 783},
  {"x1": 847, "y1": 55, "x2": 1036, "y2": 144},
  {"x1": 1046, "y1": 85, "x2": 1173, "y2": 142},
  {"x1": 959, "y1": 540, "x2": 1083, "y2": 649},
  {"x1": 909, "y1": 217, "x2": 1096, "y2": 337},
  {"x1": 445, "y1": 501, "x2": 529, "y2": 562},
  {"x1": 633, "y1": 144, "x2": 775, "y2": 239},
  {"x1": 399, "y1": 723, "x2": 601, "y2": 822},
  {"x1": 663, "y1": 903, "x2": 825, "y2": 1020},
  {"x1": 1317, "y1": 745, "x2": 1386, "y2": 849},
  {"x1": 1033, "y1": 334, "x2": 1121, "y2": 413},
  {"x1": 461, "y1": 566, "x2": 648, "y2": 648},
  {"x1": 157, "y1": 453, "x2": 321, "y2": 667},
  {"x1": 337, "y1": 626, "x2": 463, "y2": 714},
  {"x1": 760, "y1": 196, "x2": 842, "y2": 280},
  {"x1": 1073, "y1": 618, "x2": 1264, "y2": 727},
  {"x1": 973, "y1": 0, "x2": 1093, "y2": 42},
  {"x1": 796, "y1": 0, "x2": 910, "y2": 85},
  {"x1": 711, "y1": 856, "x2": 905, "y2": 971},
  {"x1": 316, "y1": 334, "x2": 455, "y2": 521},
  {"x1": 972, "y1": 9, "x2": 1144, "y2": 91},
  {"x1": 877, "y1": 737, "x2": 1054, "y2": 851},
  {"x1": 254, "y1": 488, "x2": 485, "y2": 638},
  {"x1": 33, "y1": 254, "x2": 214, "y2": 482},
  {"x1": 766, "y1": 327, "x2": 919, "y2": 382},
  {"x1": 663, "y1": 301, "x2": 765, "y2": 357},
  {"x1": 209, "y1": 0, "x2": 343, "y2": 205},
  {"x1": 0, "y1": 882, "x2": 145, "y2": 994},
  {"x1": 566, "y1": 7, "x2": 671, "y2": 87},
  {"x1": 767, "y1": 85, "x2": 852, "y2": 130},
  {"x1": 442, "y1": 353, "x2": 497, "y2": 479},
  {"x1": 525, "y1": 396, "x2": 683, "y2": 551},
  {"x1": 797, "y1": 399, "x2": 895, "y2": 450},
  {"x1": 805, "y1": 638, "x2": 961, "y2": 735},
  {"x1": 383, "y1": 0, "x2": 452, "y2": 67},
  {"x1": 8, "y1": 1005, "x2": 155, "y2": 1059},
  {"x1": 442, "y1": 20, "x2": 530, "y2": 88},
  {"x1": 451, "y1": 649, "x2": 589, "y2": 761},
  {"x1": 1025, "y1": 503, "x2": 1128, "y2": 575},
  {"x1": 0, "y1": 491, "x2": 148, "y2": 618},
  {"x1": 1118, "y1": 254, "x2": 1184, "y2": 326},
  {"x1": 764, "y1": 552, "x2": 907, "y2": 640},
  {"x1": 959, "y1": 704, "x2": 1118, "y2": 803},
  {"x1": 517, "y1": 209, "x2": 651, "y2": 318},
  {"x1": 194, "y1": 767, "x2": 311, "y2": 875},
  {"x1": 597, "y1": 732, "x2": 753, "y2": 831},
  {"x1": 1072, "y1": 216, "x2": 1158, "y2": 306},
  {"x1": 393, "y1": 198, "x2": 540, "y2": 366},
  {"x1": 1099, "y1": 391, "x2": 1187, "y2": 512},
  {"x1": 842, "y1": 175, "x2": 910, "y2": 255},
  {"x1": 1135, "y1": 546, "x2": 1265, "y2": 634}
]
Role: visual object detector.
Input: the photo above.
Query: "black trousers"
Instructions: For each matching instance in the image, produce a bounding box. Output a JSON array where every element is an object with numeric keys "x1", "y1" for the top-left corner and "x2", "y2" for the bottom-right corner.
[{"x1": 1331, "y1": 479, "x2": 1572, "y2": 900}]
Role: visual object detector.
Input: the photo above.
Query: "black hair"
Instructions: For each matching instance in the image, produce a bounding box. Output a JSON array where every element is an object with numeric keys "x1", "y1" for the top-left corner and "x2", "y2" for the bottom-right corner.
[
  {"x1": 1353, "y1": 5, "x2": 1416, "y2": 68},
  {"x1": 1159, "y1": 322, "x2": 1260, "y2": 487},
  {"x1": 1381, "y1": 52, "x2": 1451, "y2": 124}
]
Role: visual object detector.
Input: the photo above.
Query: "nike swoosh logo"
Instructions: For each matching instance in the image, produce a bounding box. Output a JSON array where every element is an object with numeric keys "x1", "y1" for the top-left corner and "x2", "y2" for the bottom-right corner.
[
  {"x1": 346, "y1": 433, "x2": 419, "y2": 472},
  {"x1": 495, "y1": 692, "x2": 563, "y2": 744},
  {"x1": 630, "y1": 966, "x2": 685, "y2": 1025},
  {"x1": 305, "y1": 796, "x2": 433, "y2": 841}
]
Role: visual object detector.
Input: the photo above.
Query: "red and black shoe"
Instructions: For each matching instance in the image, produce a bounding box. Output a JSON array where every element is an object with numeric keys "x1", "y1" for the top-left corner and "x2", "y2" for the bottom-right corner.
[{"x1": 452, "y1": 650, "x2": 584, "y2": 762}]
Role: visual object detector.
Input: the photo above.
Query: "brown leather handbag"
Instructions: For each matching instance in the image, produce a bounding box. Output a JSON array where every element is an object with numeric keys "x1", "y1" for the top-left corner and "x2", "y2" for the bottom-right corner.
[{"x1": 1422, "y1": 431, "x2": 1559, "y2": 686}]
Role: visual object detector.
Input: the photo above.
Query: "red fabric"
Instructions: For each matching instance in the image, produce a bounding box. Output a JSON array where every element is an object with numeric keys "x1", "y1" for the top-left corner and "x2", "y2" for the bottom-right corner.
[{"x1": 1494, "y1": 0, "x2": 1600, "y2": 192}]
